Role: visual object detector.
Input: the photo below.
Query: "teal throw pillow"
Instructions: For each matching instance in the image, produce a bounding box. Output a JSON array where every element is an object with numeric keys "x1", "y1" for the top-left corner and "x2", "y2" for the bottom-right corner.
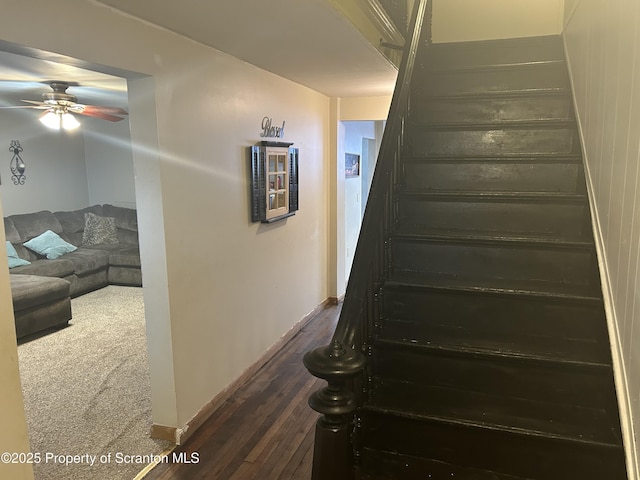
[
  {"x1": 23, "y1": 230, "x2": 77, "y2": 260},
  {"x1": 5, "y1": 241, "x2": 31, "y2": 268}
]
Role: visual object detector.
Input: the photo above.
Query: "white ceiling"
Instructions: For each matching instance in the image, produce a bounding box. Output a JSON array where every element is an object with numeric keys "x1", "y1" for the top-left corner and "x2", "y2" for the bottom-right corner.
[
  {"x1": 96, "y1": 0, "x2": 398, "y2": 98},
  {"x1": 0, "y1": 0, "x2": 398, "y2": 109}
]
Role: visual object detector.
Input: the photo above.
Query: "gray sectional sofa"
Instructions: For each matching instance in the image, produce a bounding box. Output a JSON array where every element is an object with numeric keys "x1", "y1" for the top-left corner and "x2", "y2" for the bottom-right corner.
[{"x1": 5, "y1": 204, "x2": 141, "y2": 339}]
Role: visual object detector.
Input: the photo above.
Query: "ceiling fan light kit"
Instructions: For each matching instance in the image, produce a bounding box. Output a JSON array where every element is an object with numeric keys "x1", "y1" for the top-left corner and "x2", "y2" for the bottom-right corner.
[{"x1": 40, "y1": 110, "x2": 80, "y2": 131}]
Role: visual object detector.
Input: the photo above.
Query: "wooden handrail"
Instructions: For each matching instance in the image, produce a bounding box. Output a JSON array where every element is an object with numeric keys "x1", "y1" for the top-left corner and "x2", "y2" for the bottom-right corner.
[
  {"x1": 378, "y1": 0, "x2": 410, "y2": 34},
  {"x1": 303, "y1": 1, "x2": 432, "y2": 478}
]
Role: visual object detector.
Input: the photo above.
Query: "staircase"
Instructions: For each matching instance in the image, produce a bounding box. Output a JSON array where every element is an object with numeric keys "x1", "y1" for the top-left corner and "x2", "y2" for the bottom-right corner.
[
  {"x1": 358, "y1": 35, "x2": 626, "y2": 480},
  {"x1": 304, "y1": 2, "x2": 628, "y2": 478}
]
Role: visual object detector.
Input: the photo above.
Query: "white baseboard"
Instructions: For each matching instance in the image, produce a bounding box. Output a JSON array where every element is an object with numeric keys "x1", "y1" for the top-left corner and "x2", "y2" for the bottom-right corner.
[{"x1": 563, "y1": 36, "x2": 638, "y2": 480}]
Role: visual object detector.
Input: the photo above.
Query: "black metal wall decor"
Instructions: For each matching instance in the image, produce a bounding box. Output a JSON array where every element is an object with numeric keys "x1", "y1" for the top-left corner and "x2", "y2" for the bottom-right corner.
[
  {"x1": 9, "y1": 140, "x2": 26, "y2": 185},
  {"x1": 250, "y1": 141, "x2": 299, "y2": 223}
]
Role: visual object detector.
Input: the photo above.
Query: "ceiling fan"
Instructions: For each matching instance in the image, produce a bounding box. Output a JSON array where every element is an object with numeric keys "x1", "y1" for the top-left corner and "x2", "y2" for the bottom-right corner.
[{"x1": 3, "y1": 80, "x2": 128, "y2": 129}]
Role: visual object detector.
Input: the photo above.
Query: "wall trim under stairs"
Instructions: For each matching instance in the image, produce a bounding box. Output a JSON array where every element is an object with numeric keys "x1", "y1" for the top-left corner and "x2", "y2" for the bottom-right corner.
[{"x1": 562, "y1": 35, "x2": 639, "y2": 480}]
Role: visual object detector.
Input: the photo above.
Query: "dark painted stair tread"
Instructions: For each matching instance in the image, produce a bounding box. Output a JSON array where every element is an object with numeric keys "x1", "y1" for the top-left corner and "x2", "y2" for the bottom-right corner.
[
  {"x1": 410, "y1": 119, "x2": 575, "y2": 130},
  {"x1": 358, "y1": 448, "x2": 534, "y2": 480},
  {"x1": 408, "y1": 126, "x2": 578, "y2": 157},
  {"x1": 392, "y1": 230, "x2": 593, "y2": 248},
  {"x1": 410, "y1": 95, "x2": 575, "y2": 125},
  {"x1": 374, "y1": 337, "x2": 609, "y2": 369},
  {"x1": 367, "y1": 379, "x2": 622, "y2": 446},
  {"x1": 400, "y1": 152, "x2": 586, "y2": 194},
  {"x1": 413, "y1": 63, "x2": 570, "y2": 97},
  {"x1": 398, "y1": 190, "x2": 587, "y2": 201},
  {"x1": 421, "y1": 35, "x2": 565, "y2": 70},
  {"x1": 381, "y1": 285, "x2": 611, "y2": 362},
  {"x1": 359, "y1": 410, "x2": 627, "y2": 480},
  {"x1": 420, "y1": 59, "x2": 565, "y2": 73},
  {"x1": 387, "y1": 270, "x2": 602, "y2": 300},
  {"x1": 414, "y1": 90, "x2": 572, "y2": 101},
  {"x1": 403, "y1": 153, "x2": 584, "y2": 163},
  {"x1": 379, "y1": 318, "x2": 608, "y2": 365},
  {"x1": 393, "y1": 227, "x2": 591, "y2": 245},
  {"x1": 371, "y1": 339, "x2": 618, "y2": 412},
  {"x1": 396, "y1": 191, "x2": 592, "y2": 239}
]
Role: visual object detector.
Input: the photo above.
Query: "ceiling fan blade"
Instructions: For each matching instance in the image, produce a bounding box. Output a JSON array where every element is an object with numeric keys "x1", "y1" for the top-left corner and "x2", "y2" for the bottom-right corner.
[
  {"x1": 21, "y1": 99, "x2": 50, "y2": 107},
  {"x1": 76, "y1": 109, "x2": 126, "y2": 122},
  {"x1": 81, "y1": 105, "x2": 128, "y2": 115},
  {"x1": 0, "y1": 105, "x2": 49, "y2": 109}
]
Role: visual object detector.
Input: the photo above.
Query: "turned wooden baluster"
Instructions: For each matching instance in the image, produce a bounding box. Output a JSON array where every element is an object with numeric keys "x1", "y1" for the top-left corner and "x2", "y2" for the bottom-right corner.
[{"x1": 303, "y1": 340, "x2": 366, "y2": 480}]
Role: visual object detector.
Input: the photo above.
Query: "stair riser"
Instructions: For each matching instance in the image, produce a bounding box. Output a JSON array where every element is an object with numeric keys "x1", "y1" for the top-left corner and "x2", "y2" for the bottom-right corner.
[
  {"x1": 403, "y1": 162, "x2": 584, "y2": 193},
  {"x1": 420, "y1": 36, "x2": 565, "y2": 70},
  {"x1": 381, "y1": 288, "x2": 610, "y2": 364},
  {"x1": 414, "y1": 63, "x2": 569, "y2": 96},
  {"x1": 411, "y1": 95, "x2": 574, "y2": 124},
  {"x1": 409, "y1": 127, "x2": 578, "y2": 156},
  {"x1": 371, "y1": 378, "x2": 621, "y2": 445},
  {"x1": 358, "y1": 447, "x2": 528, "y2": 480},
  {"x1": 359, "y1": 412, "x2": 627, "y2": 480},
  {"x1": 391, "y1": 240, "x2": 597, "y2": 287},
  {"x1": 397, "y1": 197, "x2": 591, "y2": 239},
  {"x1": 373, "y1": 347, "x2": 615, "y2": 409}
]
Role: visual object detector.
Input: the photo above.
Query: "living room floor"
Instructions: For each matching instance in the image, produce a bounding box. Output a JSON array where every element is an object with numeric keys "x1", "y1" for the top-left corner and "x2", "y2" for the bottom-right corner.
[{"x1": 17, "y1": 285, "x2": 171, "y2": 480}]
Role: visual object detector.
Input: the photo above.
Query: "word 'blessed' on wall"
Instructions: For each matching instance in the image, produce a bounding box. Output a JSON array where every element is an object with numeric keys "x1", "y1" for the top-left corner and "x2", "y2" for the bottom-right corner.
[{"x1": 261, "y1": 117, "x2": 286, "y2": 138}]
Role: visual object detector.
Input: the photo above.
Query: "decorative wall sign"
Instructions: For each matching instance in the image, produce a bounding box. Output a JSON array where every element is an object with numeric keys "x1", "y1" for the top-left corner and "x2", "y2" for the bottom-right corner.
[
  {"x1": 345, "y1": 153, "x2": 360, "y2": 178},
  {"x1": 260, "y1": 116, "x2": 286, "y2": 139},
  {"x1": 9, "y1": 140, "x2": 26, "y2": 185}
]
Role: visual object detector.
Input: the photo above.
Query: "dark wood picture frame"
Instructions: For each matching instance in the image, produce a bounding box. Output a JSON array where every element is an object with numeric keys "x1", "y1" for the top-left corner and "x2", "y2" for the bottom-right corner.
[{"x1": 250, "y1": 141, "x2": 299, "y2": 223}]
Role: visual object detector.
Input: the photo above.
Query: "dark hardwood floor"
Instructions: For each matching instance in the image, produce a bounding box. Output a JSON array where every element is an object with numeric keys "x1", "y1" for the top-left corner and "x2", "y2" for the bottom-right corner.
[{"x1": 142, "y1": 303, "x2": 338, "y2": 480}]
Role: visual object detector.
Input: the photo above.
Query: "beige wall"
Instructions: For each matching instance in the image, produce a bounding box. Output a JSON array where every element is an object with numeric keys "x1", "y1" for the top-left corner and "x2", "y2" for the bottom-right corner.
[
  {"x1": 432, "y1": 0, "x2": 564, "y2": 43},
  {"x1": 564, "y1": 0, "x2": 640, "y2": 477},
  {"x1": 84, "y1": 118, "x2": 136, "y2": 209},
  {"x1": 340, "y1": 95, "x2": 392, "y2": 121},
  {"x1": 0, "y1": 109, "x2": 90, "y2": 216},
  {"x1": 0, "y1": 0, "x2": 330, "y2": 438},
  {"x1": 564, "y1": 0, "x2": 581, "y2": 26},
  {"x1": 0, "y1": 202, "x2": 33, "y2": 480}
]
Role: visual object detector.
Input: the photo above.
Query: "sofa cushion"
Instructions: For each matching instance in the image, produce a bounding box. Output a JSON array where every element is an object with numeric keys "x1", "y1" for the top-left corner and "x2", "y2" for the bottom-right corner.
[
  {"x1": 10, "y1": 274, "x2": 70, "y2": 311},
  {"x1": 9, "y1": 210, "x2": 63, "y2": 242},
  {"x1": 82, "y1": 212, "x2": 118, "y2": 246},
  {"x1": 108, "y1": 266, "x2": 142, "y2": 286},
  {"x1": 3, "y1": 217, "x2": 21, "y2": 244},
  {"x1": 61, "y1": 248, "x2": 110, "y2": 275},
  {"x1": 83, "y1": 243, "x2": 140, "y2": 267},
  {"x1": 103, "y1": 204, "x2": 138, "y2": 244},
  {"x1": 6, "y1": 241, "x2": 30, "y2": 268},
  {"x1": 10, "y1": 258, "x2": 76, "y2": 278},
  {"x1": 23, "y1": 230, "x2": 77, "y2": 260},
  {"x1": 109, "y1": 246, "x2": 141, "y2": 268},
  {"x1": 54, "y1": 205, "x2": 104, "y2": 237}
]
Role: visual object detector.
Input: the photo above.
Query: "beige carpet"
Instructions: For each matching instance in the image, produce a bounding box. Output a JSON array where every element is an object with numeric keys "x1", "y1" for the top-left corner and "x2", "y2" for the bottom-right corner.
[{"x1": 18, "y1": 286, "x2": 173, "y2": 480}]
